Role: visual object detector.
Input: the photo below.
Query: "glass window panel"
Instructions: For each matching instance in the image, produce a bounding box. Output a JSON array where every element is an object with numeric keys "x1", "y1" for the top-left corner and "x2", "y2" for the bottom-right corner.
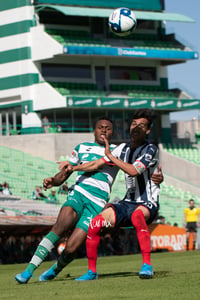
[
  {"x1": 110, "y1": 66, "x2": 156, "y2": 81},
  {"x1": 42, "y1": 64, "x2": 91, "y2": 79}
]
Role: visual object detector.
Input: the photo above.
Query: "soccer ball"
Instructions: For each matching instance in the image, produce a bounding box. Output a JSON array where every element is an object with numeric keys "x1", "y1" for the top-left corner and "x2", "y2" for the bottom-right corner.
[
  {"x1": 109, "y1": 8, "x2": 137, "y2": 37},
  {"x1": 109, "y1": 7, "x2": 137, "y2": 37}
]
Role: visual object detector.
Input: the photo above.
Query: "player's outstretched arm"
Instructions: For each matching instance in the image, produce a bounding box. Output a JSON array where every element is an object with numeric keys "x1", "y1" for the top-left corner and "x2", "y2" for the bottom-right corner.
[
  {"x1": 102, "y1": 136, "x2": 138, "y2": 177},
  {"x1": 56, "y1": 160, "x2": 72, "y2": 170},
  {"x1": 73, "y1": 158, "x2": 105, "y2": 172},
  {"x1": 43, "y1": 168, "x2": 73, "y2": 190}
]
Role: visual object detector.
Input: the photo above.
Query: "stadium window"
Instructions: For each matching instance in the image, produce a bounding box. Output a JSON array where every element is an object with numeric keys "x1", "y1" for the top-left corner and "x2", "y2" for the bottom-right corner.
[
  {"x1": 91, "y1": 17, "x2": 104, "y2": 35},
  {"x1": 136, "y1": 20, "x2": 156, "y2": 31},
  {"x1": 39, "y1": 10, "x2": 90, "y2": 26},
  {"x1": 72, "y1": 110, "x2": 91, "y2": 132},
  {"x1": 109, "y1": 66, "x2": 156, "y2": 81},
  {"x1": 42, "y1": 64, "x2": 92, "y2": 79}
]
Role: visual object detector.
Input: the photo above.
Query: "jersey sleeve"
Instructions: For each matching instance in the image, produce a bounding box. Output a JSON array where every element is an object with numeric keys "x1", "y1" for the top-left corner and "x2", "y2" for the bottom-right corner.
[
  {"x1": 68, "y1": 144, "x2": 80, "y2": 166},
  {"x1": 133, "y1": 144, "x2": 158, "y2": 174}
]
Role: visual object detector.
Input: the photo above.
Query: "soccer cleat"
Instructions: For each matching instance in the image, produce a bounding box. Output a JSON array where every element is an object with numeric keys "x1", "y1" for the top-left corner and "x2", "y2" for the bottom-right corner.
[
  {"x1": 75, "y1": 269, "x2": 98, "y2": 281},
  {"x1": 15, "y1": 270, "x2": 32, "y2": 284},
  {"x1": 139, "y1": 263, "x2": 153, "y2": 279},
  {"x1": 39, "y1": 266, "x2": 57, "y2": 282}
]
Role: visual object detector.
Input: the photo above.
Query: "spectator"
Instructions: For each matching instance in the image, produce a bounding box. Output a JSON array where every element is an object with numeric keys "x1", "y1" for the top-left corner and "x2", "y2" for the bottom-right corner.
[
  {"x1": 2, "y1": 182, "x2": 12, "y2": 196},
  {"x1": 156, "y1": 215, "x2": 165, "y2": 224},
  {"x1": 32, "y1": 186, "x2": 47, "y2": 200},
  {"x1": 58, "y1": 183, "x2": 69, "y2": 195},
  {"x1": 42, "y1": 116, "x2": 51, "y2": 133},
  {"x1": 56, "y1": 125, "x2": 62, "y2": 133},
  {"x1": 183, "y1": 199, "x2": 200, "y2": 250},
  {"x1": 46, "y1": 188, "x2": 59, "y2": 204}
]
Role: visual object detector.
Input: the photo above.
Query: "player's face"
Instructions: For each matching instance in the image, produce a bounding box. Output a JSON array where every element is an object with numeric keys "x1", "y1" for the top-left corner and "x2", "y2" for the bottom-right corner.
[
  {"x1": 129, "y1": 117, "x2": 150, "y2": 143},
  {"x1": 94, "y1": 120, "x2": 113, "y2": 145},
  {"x1": 189, "y1": 200, "x2": 194, "y2": 208}
]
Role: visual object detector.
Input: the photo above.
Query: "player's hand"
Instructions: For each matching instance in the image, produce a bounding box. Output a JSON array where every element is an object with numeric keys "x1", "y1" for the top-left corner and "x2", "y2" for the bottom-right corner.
[
  {"x1": 102, "y1": 136, "x2": 111, "y2": 158},
  {"x1": 43, "y1": 177, "x2": 54, "y2": 190},
  {"x1": 151, "y1": 165, "x2": 164, "y2": 185},
  {"x1": 57, "y1": 161, "x2": 71, "y2": 170},
  {"x1": 57, "y1": 161, "x2": 73, "y2": 175}
]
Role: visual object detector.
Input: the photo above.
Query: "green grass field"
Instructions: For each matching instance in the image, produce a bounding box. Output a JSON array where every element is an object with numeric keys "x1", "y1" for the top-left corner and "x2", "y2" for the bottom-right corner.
[{"x1": 1, "y1": 251, "x2": 199, "y2": 300}]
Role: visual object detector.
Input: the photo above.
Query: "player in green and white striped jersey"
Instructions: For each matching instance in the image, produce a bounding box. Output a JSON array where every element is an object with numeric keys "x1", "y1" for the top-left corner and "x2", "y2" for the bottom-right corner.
[
  {"x1": 15, "y1": 117, "x2": 118, "y2": 284},
  {"x1": 68, "y1": 141, "x2": 117, "y2": 209}
]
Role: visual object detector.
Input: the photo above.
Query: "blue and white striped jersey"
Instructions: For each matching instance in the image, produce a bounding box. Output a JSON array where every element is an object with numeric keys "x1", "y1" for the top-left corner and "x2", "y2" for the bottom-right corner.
[{"x1": 108, "y1": 141, "x2": 160, "y2": 208}]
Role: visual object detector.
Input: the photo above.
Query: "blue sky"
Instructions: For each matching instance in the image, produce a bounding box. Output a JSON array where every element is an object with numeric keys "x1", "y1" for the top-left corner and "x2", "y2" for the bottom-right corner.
[{"x1": 164, "y1": 0, "x2": 200, "y2": 122}]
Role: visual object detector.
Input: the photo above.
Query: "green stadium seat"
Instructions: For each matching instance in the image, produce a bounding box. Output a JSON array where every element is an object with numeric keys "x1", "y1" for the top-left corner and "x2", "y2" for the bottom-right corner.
[{"x1": 163, "y1": 143, "x2": 200, "y2": 165}]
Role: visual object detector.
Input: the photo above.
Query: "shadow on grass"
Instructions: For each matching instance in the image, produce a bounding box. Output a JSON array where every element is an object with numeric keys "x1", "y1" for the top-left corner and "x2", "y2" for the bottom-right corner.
[
  {"x1": 29, "y1": 270, "x2": 171, "y2": 284},
  {"x1": 42, "y1": 271, "x2": 138, "y2": 282},
  {"x1": 153, "y1": 271, "x2": 171, "y2": 278}
]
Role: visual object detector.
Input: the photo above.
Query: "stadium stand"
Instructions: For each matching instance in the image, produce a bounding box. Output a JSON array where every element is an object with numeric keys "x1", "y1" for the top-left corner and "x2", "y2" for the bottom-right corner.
[
  {"x1": 0, "y1": 146, "x2": 76, "y2": 203},
  {"x1": 163, "y1": 143, "x2": 200, "y2": 165},
  {"x1": 0, "y1": 144, "x2": 199, "y2": 225},
  {"x1": 109, "y1": 170, "x2": 200, "y2": 227},
  {"x1": 46, "y1": 28, "x2": 183, "y2": 50}
]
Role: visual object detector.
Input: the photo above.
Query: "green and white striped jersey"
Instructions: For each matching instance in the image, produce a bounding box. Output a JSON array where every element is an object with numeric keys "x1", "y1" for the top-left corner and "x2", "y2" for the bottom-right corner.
[{"x1": 69, "y1": 142, "x2": 118, "y2": 208}]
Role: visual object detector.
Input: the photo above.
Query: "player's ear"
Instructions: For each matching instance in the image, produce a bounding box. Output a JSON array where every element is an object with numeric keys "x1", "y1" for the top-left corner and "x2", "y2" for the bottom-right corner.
[{"x1": 146, "y1": 128, "x2": 151, "y2": 135}]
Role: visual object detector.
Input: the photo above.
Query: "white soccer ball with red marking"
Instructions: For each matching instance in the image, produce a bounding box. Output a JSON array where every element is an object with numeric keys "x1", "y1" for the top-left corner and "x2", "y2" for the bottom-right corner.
[{"x1": 109, "y1": 7, "x2": 137, "y2": 37}]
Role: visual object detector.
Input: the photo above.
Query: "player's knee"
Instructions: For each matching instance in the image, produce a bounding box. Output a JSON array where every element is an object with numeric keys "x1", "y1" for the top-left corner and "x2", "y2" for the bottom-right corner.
[
  {"x1": 87, "y1": 215, "x2": 106, "y2": 237},
  {"x1": 51, "y1": 221, "x2": 65, "y2": 236},
  {"x1": 131, "y1": 209, "x2": 144, "y2": 226}
]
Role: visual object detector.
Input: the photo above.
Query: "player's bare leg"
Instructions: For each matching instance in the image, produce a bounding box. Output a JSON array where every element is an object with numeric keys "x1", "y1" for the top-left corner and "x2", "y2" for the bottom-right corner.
[
  {"x1": 39, "y1": 228, "x2": 87, "y2": 281},
  {"x1": 15, "y1": 206, "x2": 78, "y2": 284}
]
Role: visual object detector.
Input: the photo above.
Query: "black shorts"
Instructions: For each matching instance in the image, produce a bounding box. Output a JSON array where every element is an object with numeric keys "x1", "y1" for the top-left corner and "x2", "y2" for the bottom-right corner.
[
  {"x1": 104, "y1": 200, "x2": 158, "y2": 228},
  {"x1": 186, "y1": 222, "x2": 197, "y2": 232}
]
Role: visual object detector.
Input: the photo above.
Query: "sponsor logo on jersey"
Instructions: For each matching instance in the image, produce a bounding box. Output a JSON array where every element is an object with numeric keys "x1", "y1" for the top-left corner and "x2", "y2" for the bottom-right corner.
[
  {"x1": 86, "y1": 147, "x2": 92, "y2": 152},
  {"x1": 145, "y1": 153, "x2": 152, "y2": 161},
  {"x1": 82, "y1": 154, "x2": 89, "y2": 160},
  {"x1": 72, "y1": 150, "x2": 78, "y2": 157},
  {"x1": 91, "y1": 155, "x2": 99, "y2": 160},
  {"x1": 83, "y1": 221, "x2": 89, "y2": 227}
]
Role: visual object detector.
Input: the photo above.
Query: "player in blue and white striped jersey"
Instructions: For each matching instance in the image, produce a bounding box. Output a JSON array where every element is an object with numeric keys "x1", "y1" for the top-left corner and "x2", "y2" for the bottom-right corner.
[
  {"x1": 75, "y1": 109, "x2": 160, "y2": 281},
  {"x1": 103, "y1": 140, "x2": 159, "y2": 213}
]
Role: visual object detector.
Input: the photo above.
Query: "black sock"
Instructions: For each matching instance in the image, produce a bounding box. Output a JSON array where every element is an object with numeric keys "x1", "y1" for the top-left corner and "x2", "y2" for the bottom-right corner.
[{"x1": 55, "y1": 251, "x2": 76, "y2": 274}]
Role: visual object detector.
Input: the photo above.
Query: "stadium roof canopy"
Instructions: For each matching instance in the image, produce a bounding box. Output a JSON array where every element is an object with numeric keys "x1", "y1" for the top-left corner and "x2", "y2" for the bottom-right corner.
[{"x1": 35, "y1": 5, "x2": 195, "y2": 23}]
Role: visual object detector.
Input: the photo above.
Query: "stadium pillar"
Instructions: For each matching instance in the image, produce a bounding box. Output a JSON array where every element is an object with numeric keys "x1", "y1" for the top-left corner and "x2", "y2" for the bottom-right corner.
[{"x1": 161, "y1": 113, "x2": 171, "y2": 143}]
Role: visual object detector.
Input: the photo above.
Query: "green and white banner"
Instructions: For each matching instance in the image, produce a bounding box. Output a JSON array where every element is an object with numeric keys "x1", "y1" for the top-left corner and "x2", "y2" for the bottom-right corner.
[{"x1": 66, "y1": 96, "x2": 200, "y2": 110}]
